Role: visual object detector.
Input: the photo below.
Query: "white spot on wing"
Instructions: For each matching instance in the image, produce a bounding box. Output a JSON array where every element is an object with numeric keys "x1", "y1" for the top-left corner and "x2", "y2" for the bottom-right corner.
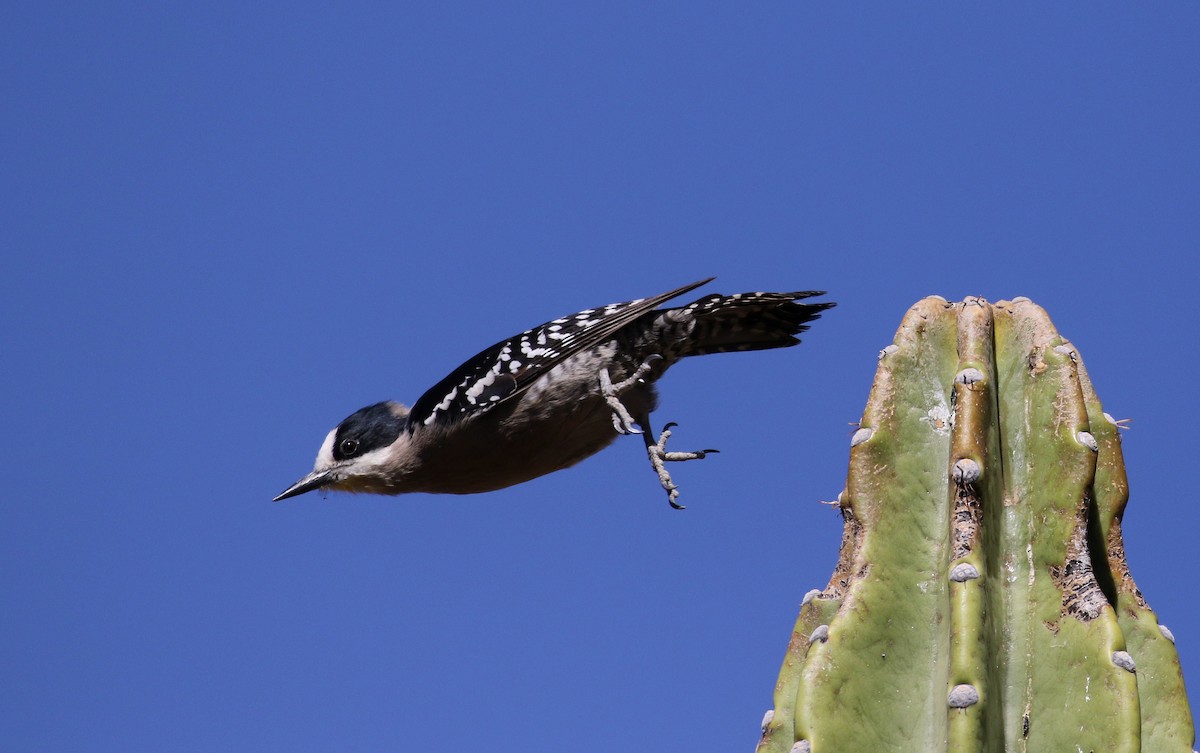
[
  {"x1": 464, "y1": 368, "x2": 499, "y2": 404},
  {"x1": 424, "y1": 385, "x2": 460, "y2": 424}
]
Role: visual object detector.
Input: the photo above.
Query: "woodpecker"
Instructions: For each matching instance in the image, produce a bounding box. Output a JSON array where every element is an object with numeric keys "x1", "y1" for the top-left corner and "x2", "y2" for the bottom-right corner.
[{"x1": 274, "y1": 278, "x2": 834, "y2": 508}]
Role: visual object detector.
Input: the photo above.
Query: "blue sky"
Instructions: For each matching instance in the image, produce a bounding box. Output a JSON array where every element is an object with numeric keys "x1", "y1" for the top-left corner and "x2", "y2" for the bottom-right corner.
[{"x1": 3, "y1": 4, "x2": 1198, "y2": 751}]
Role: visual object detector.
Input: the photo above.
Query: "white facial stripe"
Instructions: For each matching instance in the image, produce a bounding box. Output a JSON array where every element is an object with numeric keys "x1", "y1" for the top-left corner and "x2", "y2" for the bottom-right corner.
[{"x1": 314, "y1": 428, "x2": 337, "y2": 470}]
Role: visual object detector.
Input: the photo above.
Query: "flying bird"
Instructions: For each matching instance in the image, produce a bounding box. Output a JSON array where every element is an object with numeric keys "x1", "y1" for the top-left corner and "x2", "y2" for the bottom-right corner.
[{"x1": 275, "y1": 278, "x2": 833, "y2": 508}]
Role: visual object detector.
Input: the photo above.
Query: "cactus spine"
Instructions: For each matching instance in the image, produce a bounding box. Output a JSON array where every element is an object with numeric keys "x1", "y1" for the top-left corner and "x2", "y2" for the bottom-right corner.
[{"x1": 758, "y1": 297, "x2": 1193, "y2": 753}]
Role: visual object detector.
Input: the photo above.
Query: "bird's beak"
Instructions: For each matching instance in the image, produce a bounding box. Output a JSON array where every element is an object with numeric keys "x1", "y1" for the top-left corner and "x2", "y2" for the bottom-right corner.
[{"x1": 273, "y1": 469, "x2": 336, "y2": 501}]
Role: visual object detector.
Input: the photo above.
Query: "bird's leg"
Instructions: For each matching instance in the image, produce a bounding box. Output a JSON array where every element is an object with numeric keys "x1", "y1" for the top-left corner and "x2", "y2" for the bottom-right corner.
[
  {"x1": 637, "y1": 417, "x2": 719, "y2": 510},
  {"x1": 599, "y1": 367, "x2": 639, "y2": 434},
  {"x1": 600, "y1": 355, "x2": 663, "y2": 435}
]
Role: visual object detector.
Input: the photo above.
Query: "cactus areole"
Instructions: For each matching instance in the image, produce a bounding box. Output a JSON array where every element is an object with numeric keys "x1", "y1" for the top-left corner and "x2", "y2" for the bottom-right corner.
[{"x1": 756, "y1": 297, "x2": 1194, "y2": 753}]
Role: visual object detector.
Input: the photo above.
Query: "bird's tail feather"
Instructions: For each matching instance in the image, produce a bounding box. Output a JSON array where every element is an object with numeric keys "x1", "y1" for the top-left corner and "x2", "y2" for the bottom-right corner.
[{"x1": 675, "y1": 291, "x2": 835, "y2": 357}]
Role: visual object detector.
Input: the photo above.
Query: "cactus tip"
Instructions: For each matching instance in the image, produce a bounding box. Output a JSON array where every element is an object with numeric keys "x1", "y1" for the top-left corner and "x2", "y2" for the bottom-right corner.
[
  {"x1": 1112, "y1": 651, "x2": 1137, "y2": 673},
  {"x1": 760, "y1": 709, "x2": 775, "y2": 733},
  {"x1": 953, "y1": 458, "x2": 982, "y2": 484},
  {"x1": 950, "y1": 563, "x2": 980, "y2": 582},
  {"x1": 948, "y1": 684, "x2": 980, "y2": 708},
  {"x1": 955, "y1": 367, "x2": 985, "y2": 385},
  {"x1": 850, "y1": 428, "x2": 874, "y2": 447}
]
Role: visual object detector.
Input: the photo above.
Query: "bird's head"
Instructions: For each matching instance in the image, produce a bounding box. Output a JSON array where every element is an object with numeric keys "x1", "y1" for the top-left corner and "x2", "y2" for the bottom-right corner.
[{"x1": 274, "y1": 401, "x2": 410, "y2": 500}]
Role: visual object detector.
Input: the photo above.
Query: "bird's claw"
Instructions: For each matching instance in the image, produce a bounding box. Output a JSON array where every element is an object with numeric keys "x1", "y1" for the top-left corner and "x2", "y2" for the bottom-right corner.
[{"x1": 646, "y1": 422, "x2": 719, "y2": 510}]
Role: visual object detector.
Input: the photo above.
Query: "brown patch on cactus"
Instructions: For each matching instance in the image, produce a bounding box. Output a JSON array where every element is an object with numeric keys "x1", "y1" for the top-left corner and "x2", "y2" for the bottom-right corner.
[
  {"x1": 825, "y1": 505, "x2": 864, "y2": 598},
  {"x1": 782, "y1": 625, "x2": 810, "y2": 666},
  {"x1": 1106, "y1": 518, "x2": 1147, "y2": 610},
  {"x1": 867, "y1": 357, "x2": 898, "y2": 424},
  {"x1": 951, "y1": 480, "x2": 982, "y2": 560},
  {"x1": 855, "y1": 561, "x2": 870, "y2": 581},
  {"x1": 1027, "y1": 347, "x2": 1047, "y2": 375},
  {"x1": 1049, "y1": 497, "x2": 1109, "y2": 621}
]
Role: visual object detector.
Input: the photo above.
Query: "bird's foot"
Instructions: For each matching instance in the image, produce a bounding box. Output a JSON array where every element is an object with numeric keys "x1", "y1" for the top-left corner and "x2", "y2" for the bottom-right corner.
[
  {"x1": 646, "y1": 422, "x2": 719, "y2": 509},
  {"x1": 600, "y1": 356, "x2": 663, "y2": 435}
]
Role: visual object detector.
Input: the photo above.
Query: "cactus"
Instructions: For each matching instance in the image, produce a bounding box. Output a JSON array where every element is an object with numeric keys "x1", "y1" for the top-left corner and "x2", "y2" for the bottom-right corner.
[{"x1": 757, "y1": 297, "x2": 1193, "y2": 753}]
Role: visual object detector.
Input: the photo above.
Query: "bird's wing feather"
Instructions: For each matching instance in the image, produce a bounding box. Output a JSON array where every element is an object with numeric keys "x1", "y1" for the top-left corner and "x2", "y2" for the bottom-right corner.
[{"x1": 408, "y1": 278, "x2": 714, "y2": 429}]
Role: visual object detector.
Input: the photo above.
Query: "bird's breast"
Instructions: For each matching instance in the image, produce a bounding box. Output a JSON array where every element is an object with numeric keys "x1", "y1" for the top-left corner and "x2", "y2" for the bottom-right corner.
[{"x1": 402, "y1": 379, "x2": 658, "y2": 494}]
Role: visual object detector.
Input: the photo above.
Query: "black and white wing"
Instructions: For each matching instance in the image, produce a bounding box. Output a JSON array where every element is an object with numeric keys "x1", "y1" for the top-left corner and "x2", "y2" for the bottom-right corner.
[{"x1": 407, "y1": 278, "x2": 714, "y2": 430}]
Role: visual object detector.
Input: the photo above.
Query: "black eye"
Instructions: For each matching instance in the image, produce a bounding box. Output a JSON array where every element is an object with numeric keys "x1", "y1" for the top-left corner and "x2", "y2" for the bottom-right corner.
[{"x1": 339, "y1": 438, "x2": 360, "y2": 457}]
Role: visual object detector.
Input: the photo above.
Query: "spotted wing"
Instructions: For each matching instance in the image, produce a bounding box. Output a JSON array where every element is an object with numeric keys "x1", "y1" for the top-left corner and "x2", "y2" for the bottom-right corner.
[{"x1": 407, "y1": 278, "x2": 714, "y2": 429}]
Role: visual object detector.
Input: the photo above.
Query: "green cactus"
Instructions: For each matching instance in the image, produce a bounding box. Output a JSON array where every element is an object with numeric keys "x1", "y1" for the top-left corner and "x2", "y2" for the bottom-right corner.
[{"x1": 757, "y1": 297, "x2": 1193, "y2": 753}]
